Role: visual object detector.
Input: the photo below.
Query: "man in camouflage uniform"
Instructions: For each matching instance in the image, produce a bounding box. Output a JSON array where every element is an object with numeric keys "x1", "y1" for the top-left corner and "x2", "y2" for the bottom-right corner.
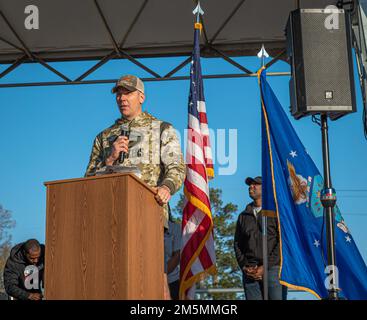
[{"x1": 85, "y1": 75, "x2": 185, "y2": 228}]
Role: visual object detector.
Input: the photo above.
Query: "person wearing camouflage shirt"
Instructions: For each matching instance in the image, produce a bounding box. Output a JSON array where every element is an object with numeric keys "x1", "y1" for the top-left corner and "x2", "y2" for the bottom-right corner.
[{"x1": 85, "y1": 75, "x2": 185, "y2": 229}]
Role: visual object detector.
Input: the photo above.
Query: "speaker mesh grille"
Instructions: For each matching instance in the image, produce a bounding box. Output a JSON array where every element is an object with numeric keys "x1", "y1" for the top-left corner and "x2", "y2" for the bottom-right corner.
[{"x1": 301, "y1": 11, "x2": 353, "y2": 109}]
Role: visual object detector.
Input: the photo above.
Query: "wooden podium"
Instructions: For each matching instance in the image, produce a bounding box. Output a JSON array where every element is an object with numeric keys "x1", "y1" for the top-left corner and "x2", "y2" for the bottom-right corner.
[{"x1": 44, "y1": 173, "x2": 164, "y2": 300}]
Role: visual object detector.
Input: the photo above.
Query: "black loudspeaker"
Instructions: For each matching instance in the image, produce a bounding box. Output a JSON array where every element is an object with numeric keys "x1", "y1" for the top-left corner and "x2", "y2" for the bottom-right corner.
[{"x1": 286, "y1": 8, "x2": 356, "y2": 120}]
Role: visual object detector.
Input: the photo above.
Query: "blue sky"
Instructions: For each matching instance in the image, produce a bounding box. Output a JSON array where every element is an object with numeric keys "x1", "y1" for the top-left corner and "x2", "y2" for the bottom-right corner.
[{"x1": 0, "y1": 53, "x2": 366, "y2": 300}]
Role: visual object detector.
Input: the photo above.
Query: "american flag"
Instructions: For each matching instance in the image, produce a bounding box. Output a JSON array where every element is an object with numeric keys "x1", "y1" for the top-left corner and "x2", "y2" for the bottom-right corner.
[{"x1": 179, "y1": 22, "x2": 216, "y2": 300}]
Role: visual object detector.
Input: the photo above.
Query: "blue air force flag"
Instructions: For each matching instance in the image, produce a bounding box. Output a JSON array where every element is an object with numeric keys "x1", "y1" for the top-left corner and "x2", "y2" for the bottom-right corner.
[{"x1": 259, "y1": 69, "x2": 367, "y2": 299}]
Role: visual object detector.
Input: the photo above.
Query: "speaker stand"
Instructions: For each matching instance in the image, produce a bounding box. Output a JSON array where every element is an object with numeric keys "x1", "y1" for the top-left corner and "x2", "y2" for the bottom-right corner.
[{"x1": 320, "y1": 114, "x2": 340, "y2": 300}]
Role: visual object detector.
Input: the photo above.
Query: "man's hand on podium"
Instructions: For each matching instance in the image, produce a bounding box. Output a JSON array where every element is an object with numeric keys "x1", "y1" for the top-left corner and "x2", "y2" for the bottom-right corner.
[{"x1": 153, "y1": 186, "x2": 171, "y2": 206}]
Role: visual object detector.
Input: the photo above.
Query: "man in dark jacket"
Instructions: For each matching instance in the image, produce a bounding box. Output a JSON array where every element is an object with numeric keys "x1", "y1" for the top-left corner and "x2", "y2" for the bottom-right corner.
[
  {"x1": 234, "y1": 176, "x2": 287, "y2": 300},
  {"x1": 3, "y1": 239, "x2": 45, "y2": 300}
]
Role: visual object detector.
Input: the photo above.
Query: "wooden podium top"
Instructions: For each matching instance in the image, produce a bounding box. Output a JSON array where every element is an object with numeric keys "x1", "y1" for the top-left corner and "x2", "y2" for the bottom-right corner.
[{"x1": 44, "y1": 172, "x2": 156, "y2": 195}]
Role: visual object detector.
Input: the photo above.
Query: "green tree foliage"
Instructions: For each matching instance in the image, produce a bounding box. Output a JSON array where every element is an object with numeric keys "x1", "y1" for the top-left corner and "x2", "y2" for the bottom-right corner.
[
  {"x1": 0, "y1": 205, "x2": 16, "y2": 293},
  {"x1": 173, "y1": 188, "x2": 242, "y2": 299}
]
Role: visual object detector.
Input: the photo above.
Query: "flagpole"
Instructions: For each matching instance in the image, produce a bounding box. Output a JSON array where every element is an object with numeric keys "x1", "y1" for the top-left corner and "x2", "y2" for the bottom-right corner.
[
  {"x1": 262, "y1": 205, "x2": 269, "y2": 301},
  {"x1": 180, "y1": 1, "x2": 216, "y2": 300},
  {"x1": 320, "y1": 114, "x2": 339, "y2": 300},
  {"x1": 258, "y1": 44, "x2": 269, "y2": 301}
]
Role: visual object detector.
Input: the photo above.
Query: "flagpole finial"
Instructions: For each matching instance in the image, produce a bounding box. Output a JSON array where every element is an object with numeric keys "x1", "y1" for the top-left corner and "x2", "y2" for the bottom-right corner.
[
  {"x1": 193, "y1": 2, "x2": 204, "y2": 23},
  {"x1": 257, "y1": 44, "x2": 269, "y2": 68},
  {"x1": 257, "y1": 44, "x2": 269, "y2": 58}
]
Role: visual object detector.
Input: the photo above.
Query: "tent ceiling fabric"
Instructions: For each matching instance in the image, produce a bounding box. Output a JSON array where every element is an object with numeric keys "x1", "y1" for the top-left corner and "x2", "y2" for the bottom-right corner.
[{"x1": 0, "y1": 0, "x2": 345, "y2": 64}]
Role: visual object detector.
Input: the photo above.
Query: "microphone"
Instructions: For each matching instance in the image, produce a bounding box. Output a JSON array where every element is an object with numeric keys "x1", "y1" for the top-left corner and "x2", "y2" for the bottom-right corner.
[{"x1": 120, "y1": 124, "x2": 130, "y2": 163}]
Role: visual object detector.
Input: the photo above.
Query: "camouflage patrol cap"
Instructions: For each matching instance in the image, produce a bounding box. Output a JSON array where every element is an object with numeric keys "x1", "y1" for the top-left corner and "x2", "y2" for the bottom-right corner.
[{"x1": 112, "y1": 75, "x2": 145, "y2": 94}]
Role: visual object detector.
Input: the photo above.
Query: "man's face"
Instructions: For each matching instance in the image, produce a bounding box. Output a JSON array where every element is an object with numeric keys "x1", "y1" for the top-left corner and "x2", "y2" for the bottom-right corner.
[
  {"x1": 248, "y1": 183, "x2": 262, "y2": 201},
  {"x1": 25, "y1": 249, "x2": 41, "y2": 265},
  {"x1": 116, "y1": 87, "x2": 145, "y2": 120}
]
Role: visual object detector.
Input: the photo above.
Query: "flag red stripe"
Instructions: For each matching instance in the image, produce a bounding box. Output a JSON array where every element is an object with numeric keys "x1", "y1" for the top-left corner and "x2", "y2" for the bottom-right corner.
[
  {"x1": 187, "y1": 162, "x2": 207, "y2": 181},
  {"x1": 198, "y1": 244, "x2": 213, "y2": 270},
  {"x1": 181, "y1": 200, "x2": 197, "y2": 225},
  {"x1": 199, "y1": 112, "x2": 208, "y2": 124},
  {"x1": 184, "y1": 180, "x2": 211, "y2": 209},
  {"x1": 180, "y1": 214, "x2": 212, "y2": 269}
]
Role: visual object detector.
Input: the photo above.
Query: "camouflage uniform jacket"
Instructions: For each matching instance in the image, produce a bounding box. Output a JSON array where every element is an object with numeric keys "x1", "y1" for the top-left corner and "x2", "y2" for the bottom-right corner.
[{"x1": 85, "y1": 111, "x2": 186, "y2": 226}]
